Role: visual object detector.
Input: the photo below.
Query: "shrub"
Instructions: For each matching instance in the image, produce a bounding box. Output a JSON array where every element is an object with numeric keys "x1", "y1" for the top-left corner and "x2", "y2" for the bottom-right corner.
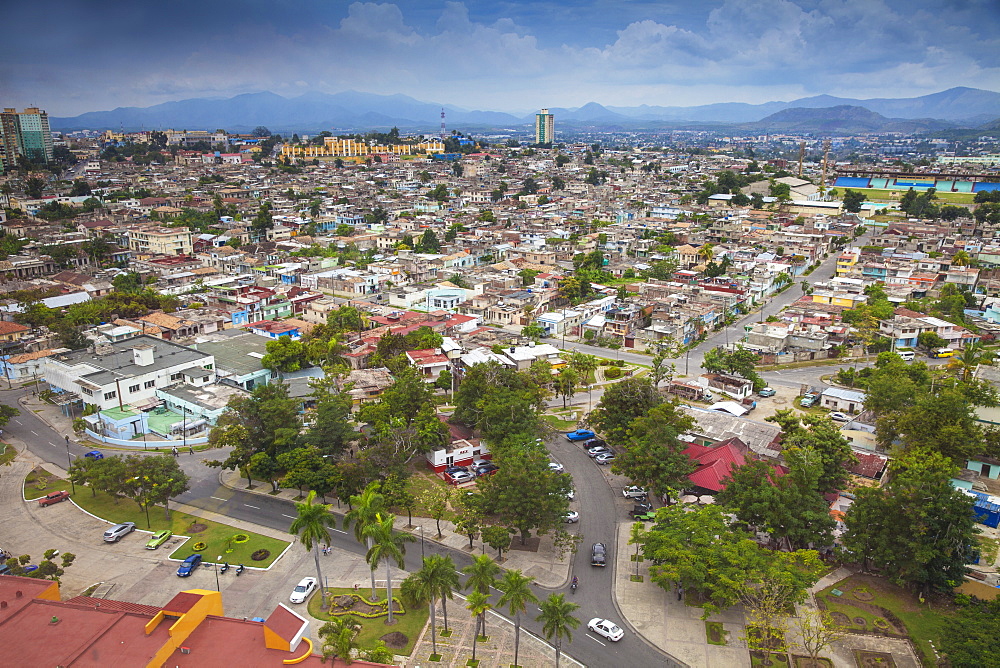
[
  {"x1": 192, "y1": 542, "x2": 207, "y2": 552},
  {"x1": 604, "y1": 367, "x2": 622, "y2": 380},
  {"x1": 232, "y1": 533, "x2": 250, "y2": 544},
  {"x1": 250, "y1": 549, "x2": 270, "y2": 561}
]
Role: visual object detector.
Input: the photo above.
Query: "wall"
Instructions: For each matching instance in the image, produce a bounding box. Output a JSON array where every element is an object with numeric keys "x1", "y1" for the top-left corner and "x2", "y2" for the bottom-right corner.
[{"x1": 85, "y1": 428, "x2": 208, "y2": 449}]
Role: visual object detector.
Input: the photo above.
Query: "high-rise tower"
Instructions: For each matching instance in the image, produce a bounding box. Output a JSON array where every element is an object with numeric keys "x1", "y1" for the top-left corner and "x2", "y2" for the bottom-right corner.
[
  {"x1": 535, "y1": 108, "x2": 554, "y2": 145},
  {"x1": 0, "y1": 107, "x2": 53, "y2": 170}
]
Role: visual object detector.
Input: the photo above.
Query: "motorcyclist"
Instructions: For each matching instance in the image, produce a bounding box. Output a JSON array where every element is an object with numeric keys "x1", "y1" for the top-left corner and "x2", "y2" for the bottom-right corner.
[{"x1": 571, "y1": 576, "x2": 578, "y2": 588}]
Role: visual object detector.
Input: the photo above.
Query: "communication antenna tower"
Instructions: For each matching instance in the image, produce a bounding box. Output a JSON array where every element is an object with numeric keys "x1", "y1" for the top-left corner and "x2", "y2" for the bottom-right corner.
[
  {"x1": 440, "y1": 108, "x2": 446, "y2": 141},
  {"x1": 797, "y1": 141, "x2": 806, "y2": 178},
  {"x1": 821, "y1": 139, "x2": 832, "y2": 189}
]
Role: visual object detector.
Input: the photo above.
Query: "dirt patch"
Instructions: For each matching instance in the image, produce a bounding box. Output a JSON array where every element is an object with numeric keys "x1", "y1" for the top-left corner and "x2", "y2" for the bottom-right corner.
[
  {"x1": 828, "y1": 611, "x2": 851, "y2": 627},
  {"x1": 854, "y1": 650, "x2": 896, "y2": 667},
  {"x1": 380, "y1": 631, "x2": 409, "y2": 649},
  {"x1": 185, "y1": 523, "x2": 208, "y2": 534},
  {"x1": 508, "y1": 536, "x2": 541, "y2": 552},
  {"x1": 851, "y1": 587, "x2": 875, "y2": 602}
]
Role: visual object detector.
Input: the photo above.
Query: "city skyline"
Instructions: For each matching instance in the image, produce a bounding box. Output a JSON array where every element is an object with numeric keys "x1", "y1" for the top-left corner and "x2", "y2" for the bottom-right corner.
[{"x1": 4, "y1": 0, "x2": 1000, "y2": 117}]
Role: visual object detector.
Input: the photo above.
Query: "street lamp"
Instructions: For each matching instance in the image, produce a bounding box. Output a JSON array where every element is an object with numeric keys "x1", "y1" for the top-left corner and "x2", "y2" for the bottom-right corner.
[
  {"x1": 64, "y1": 436, "x2": 75, "y2": 494},
  {"x1": 215, "y1": 556, "x2": 222, "y2": 591},
  {"x1": 419, "y1": 525, "x2": 424, "y2": 559}
]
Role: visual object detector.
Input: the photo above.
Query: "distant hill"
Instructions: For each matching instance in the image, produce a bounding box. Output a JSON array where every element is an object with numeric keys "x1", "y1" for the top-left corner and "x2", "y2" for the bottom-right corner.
[
  {"x1": 748, "y1": 105, "x2": 954, "y2": 134},
  {"x1": 50, "y1": 87, "x2": 1000, "y2": 133}
]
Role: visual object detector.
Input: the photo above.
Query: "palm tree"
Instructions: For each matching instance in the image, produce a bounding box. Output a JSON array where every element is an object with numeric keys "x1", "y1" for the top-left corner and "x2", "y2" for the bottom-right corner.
[
  {"x1": 362, "y1": 512, "x2": 414, "y2": 624},
  {"x1": 400, "y1": 559, "x2": 440, "y2": 658},
  {"x1": 344, "y1": 481, "x2": 386, "y2": 599},
  {"x1": 497, "y1": 569, "x2": 539, "y2": 668},
  {"x1": 952, "y1": 250, "x2": 972, "y2": 267},
  {"x1": 698, "y1": 243, "x2": 715, "y2": 264},
  {"x1": 466, "y1": 590, "x2": 492, "y2": 663},
  {"x1": 463, "y1": 554, "x2": 500, "y2": 639},
  {"x1": 288, "y1": 490, "x2": 337, "y2": 610},
  {"x1": 433, "y1": 554, "x2": 461, "y2": 634},
  {"x1": 318, "y1": 615, "x2": 359, "y2": 664},
  {"x1": 947, "y1": 341, "x2": 995, "y2": 382},
  {"x1": 536, "y1": 593, "x2": 580, "y2": 668}
]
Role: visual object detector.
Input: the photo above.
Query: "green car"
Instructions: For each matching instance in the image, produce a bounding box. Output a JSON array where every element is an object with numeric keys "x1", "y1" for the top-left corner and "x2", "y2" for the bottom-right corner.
[{"x1": 145, "y1": 530, "x2": 172, "y2": 550}]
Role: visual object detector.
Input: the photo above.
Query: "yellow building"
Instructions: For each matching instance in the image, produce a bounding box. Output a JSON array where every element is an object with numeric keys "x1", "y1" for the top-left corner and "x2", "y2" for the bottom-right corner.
[
  {"x1": 281, "y1": 136, "x2": 445, "y2": 161},
  {"x1": 836, "y1": 250, "x2": 860, "y2": 277},
  {"x1": 128, "y1": 226, "x2": 193, "y2": 256}
]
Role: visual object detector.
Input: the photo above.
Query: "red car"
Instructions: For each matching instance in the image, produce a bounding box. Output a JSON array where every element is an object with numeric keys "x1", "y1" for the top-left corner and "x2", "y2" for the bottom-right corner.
[{"x1": 38, "y1": 491, "x2": 71, "y2": 507}]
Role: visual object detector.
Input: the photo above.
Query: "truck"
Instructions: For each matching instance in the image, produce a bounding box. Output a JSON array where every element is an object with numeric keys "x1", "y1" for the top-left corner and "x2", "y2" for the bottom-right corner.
[{"x1": 799, "y1": 392, "x2": 820, "y2": 408}]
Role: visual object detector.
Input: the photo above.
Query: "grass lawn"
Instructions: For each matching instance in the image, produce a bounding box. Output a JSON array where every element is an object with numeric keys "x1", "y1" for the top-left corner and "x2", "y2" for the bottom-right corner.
[
  {"x1": 405, "y1": 470, "x2": 459, "y2": 523},
  {"x1": 0, "y1": 442, "x2": 16, "y2": 467},
  {"x1": 705, "y1": 620, "x2": 727, "y2": 646},
  {"x1": 542, "y1": 414, "x2": 578, "y2": 431},
  {"x1": 839, "y1": 188, "x2": 976, "y2": 204},
  {"x1": 24, "y1": 468, "x2": 71, "y2": 500},
  {"x1": 22, "y1": 469, "x2": 288, "y2": 567},
  {"x1": 750, "y1": 651, "x2": 790, "y2": 667},
  {"x1": 816, "y1": 575, "x2": 953, "y2": 667},
  {"x1": 307, "y1": 586, "x2": 429, "y2": 656}
]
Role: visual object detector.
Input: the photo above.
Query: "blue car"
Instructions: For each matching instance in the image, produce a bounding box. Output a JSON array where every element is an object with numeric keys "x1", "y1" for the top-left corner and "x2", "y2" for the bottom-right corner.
[
  {"x1": 565, "y1": 429, "x2": 596, "y2": 442},
  {"x1": 84, "y1": 450, "x2": 104, "y2": 460},
  {"x1": 176, "y1": 553, "x2": 202, "y2": 577}
]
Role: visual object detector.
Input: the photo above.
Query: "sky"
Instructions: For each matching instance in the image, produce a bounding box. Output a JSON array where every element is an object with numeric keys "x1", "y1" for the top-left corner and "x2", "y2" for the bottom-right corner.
[{"x1": 4, "y1": 0, "x2": 1000, "y2": 117}]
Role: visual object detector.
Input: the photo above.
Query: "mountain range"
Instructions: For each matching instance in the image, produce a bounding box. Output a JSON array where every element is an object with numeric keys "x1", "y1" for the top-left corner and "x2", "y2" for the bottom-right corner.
[{"x1": 50, "y1": 87, "x2": 1000, "y2": 134}]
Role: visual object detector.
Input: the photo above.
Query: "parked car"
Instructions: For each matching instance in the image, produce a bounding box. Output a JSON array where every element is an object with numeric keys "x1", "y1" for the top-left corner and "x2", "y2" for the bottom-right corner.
[
  {"x1": 444, "y1": 465, "x2": 469, "y2": 475},
  {"x1": 632, "y1": 499, "x2": 653, "y2": 513},
  {"x1": 289, "y1": 577, "x2": 318, "y2": 604},
  {"x1": 630, "y1": 507, "x2": 656, "y2": 521},
  {"x1": 449, "y1": 470, "x2": 475, "y2": 484},
  {"x1": 595, "y1": 453, "x2": 616, "y2": 465},
  {"x1": 757, "y1": 387, "x2": 776, "y2": 398},
  {"x1": 799, "y1": 392, "x2": 819, "y2": 408},
  {"x1": 622, "y1": 486, "x2": 647, "y2": 499},
  {"x1": 583, "y1": 438, "x2": 606, "y2": 449},
  {"x1": 591, "y1": 542, "x2": 607, "y2": 567},
  {"x1": 565, "y1": 429, "x2": 597, "y2": 441},
  {"x1": 38, "y1": 490, "x2": 71, "y2": 507},
  {"x1": 84, "y1": 450, "x2": 104, "y2": 460},
  {"x1": 548, "y1": 462, "x2": 565, "y2": 474},
  {"x1": 586, "y1": 446, "x2": 612, "y2": 458},
  {"x1": 176, "y1": 553, "x2": 202, "y2": 577},
  {"x1": 829, "y1": 412, "x2": 850, "y2": 422},
  {"x1": 474, "y1": 463, "x2": 498, "y2": 476},
  {"x1": 103, "y1": 522, "x2": 136, "y2": 543},
  {"x1": 587, "y1": 618, "x2": 625, "y2": 642},
  {"x1": 563, "y1": 510, "x2": 580, "y2": 523},
  {"x1": 145, "y1": 530, "x2": 172, "y2": 550}
]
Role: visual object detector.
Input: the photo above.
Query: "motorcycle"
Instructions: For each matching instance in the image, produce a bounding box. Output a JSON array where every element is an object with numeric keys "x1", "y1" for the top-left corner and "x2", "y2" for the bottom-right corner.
[
  {"x1": 220, "y1": 562, "x2": 230, "y2": 574},
  {"x1": 235, "y1": 564, "x2": 246, "y2": 576},
  {"x1": 571, "y1": 577, "x2": 578, "y2": 594}
]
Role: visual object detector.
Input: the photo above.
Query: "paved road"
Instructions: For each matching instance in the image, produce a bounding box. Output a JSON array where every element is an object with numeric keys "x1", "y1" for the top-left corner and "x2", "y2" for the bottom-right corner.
[{"x1": 5, "y1": 386, "x2": 678, "y2": 667}]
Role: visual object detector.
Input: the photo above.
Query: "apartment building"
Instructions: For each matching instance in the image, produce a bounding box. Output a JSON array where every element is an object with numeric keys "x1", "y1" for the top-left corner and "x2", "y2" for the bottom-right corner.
[{"x1": 128, "y1": 226, "x2": 194, "y2": 256}]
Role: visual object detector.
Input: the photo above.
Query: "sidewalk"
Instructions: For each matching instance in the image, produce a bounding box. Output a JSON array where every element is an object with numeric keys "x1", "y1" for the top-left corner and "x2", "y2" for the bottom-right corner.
[
  {"x1": 613, "y1": 522, "x2": 750, "y2": 668},
  {"x1": 219, "y1": 470, "x2": 572, "y2": 589}
]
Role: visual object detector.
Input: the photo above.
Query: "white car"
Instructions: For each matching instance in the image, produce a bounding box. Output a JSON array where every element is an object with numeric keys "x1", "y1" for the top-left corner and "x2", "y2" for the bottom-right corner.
[
  {"x1": 622, "y1": 486, "x2": 647, "y2": 499},
  {"x1": 548, "y1": 462, "x2": 565, "y2": 473},
  {"x1": 829, "y1": 412, "x2": 850, "y2": 422},
  {"x1": 587, "y1": 617, "x2": 625, "y2": 642},
  {"x1": 563, "y1": 510, "x2": 580, "y2": 523},
  {"x1": 289, "y1": 577, "x2": 318, "y2": 604}
]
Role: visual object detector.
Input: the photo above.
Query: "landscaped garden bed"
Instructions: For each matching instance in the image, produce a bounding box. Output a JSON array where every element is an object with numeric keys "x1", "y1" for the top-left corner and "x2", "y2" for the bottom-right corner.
[{"x1": 307, "y1": 586, "x2": 428, "y2": 656}]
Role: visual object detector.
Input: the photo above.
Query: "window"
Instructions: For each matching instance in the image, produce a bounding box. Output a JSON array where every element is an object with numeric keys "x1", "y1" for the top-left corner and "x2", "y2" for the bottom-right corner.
[
  {"x1": 205, "y1": 364, "x2": 213, "y2": 369},
  {"x1": 145, "y1": 380, "x2": 156, "y2": 389},
  {"x1": 81, "y1": 387, "x2": 93, "y2": 396},
  {"x1": 128, "y1": 384, "x2": 140, "y2": 393},
  {"x1": 104, "y1": 391, "x2": 117, "y2": 400},
  {"x1": 170, "y1": 373, "x2": 183, "y2": 381}
]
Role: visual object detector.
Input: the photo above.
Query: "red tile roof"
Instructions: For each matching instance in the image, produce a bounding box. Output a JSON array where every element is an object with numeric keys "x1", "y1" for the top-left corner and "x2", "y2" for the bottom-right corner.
[{"x1": 683, "y1": 442, "x2": 748, "y2": 492}]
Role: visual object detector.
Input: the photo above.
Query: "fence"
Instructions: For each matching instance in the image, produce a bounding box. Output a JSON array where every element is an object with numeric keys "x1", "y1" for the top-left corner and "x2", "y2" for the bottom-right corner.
[{"x1": 84, "y1": 428, "x2": 208, "y2": 449}]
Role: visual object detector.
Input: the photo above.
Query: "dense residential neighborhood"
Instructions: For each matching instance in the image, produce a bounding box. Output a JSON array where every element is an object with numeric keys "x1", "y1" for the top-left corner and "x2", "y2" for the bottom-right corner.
[{"x1": 3, "y1": 116, "x2": 1000, "y2": 667}]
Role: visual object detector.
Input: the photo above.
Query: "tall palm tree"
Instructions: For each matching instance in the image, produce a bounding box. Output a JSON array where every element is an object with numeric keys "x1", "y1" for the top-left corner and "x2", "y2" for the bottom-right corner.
[
  {"x1": 698, "y1": 243, "x2": 715, "y2": 264},
  {"x1": 362, "y1": 512, "x2": 414, "y2": 624},
  {"x1": 536, "y1": 593, "x2": 580, "y2": 668},
  {"x1": 466, "y1": 590, "x2": 492, "y2": 664},
  {"x1": 288, "y1": 490, "x2": 337, "y2": 610},
  {"x1": 497, "y1": 569, "x2": 539, "y2": 668},
  {"x1": 318, "y1": 616, "x2": 359, "y2": 664},
  {"x1": 343, "y1": 481, "x2": 386, "y2": 599},
  {"x1": 952, "y1": 250, "x2": 972, "y2": 267},
  {"x1": 433, "y1": 554, "x2": 461, "y2": 634},
  {"x1": 400, "y1": 559, "x2": 440, "y2": 658},
  {"x1": 463, "y1": 554, "x2": 500, "y2": 639}
]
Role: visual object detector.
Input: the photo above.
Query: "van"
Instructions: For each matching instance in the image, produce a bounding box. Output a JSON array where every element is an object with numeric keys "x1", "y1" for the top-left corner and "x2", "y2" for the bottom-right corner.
[
  {"x1": 896, "y1": 350, "x2": 915, "y2": 361},
  {"x1": 931, "y1": 348, "x2": 956, "y2": 359}
]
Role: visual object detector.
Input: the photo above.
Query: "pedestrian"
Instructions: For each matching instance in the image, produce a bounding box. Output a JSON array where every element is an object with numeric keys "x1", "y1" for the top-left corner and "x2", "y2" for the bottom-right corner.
[
  {"x1": 65, "y1": 435, "x2": 69, "y2": 444},
  {"x1": 677, "y1": 587, "x2": 683, "y2": 602},
  {"x1": 172, "y1": 447, "x2": 178, "y2": 457},
  {"x1": 189, "y1": 446, "x2": 194, "y2": 455}
]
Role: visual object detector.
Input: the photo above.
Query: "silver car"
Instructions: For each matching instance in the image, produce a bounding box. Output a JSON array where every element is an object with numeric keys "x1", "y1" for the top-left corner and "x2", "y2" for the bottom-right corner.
[{"x1": 103, "y1": 522, "x2": 136, "y2": 543}]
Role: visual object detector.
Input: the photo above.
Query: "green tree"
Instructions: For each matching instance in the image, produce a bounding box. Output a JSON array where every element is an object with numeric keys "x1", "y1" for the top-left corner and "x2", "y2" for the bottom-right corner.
[
  {"x1": 479, "y1": 448, "x2": 570, "y2": 545},
  {"x1": 362, "y1": 512, "x2": 414, "y2": 624},
  {"x1": 318, "y1": 616, "x2": 359, "y2": 664},
  {"x1": 289, "y1": 491, "x2": 338, "y2": 610},
  {"x1": 612, "y1": 402, "x2": 696, "y2": 503},
  {"x1": 941, "y1": 598, "x2": 1000, "y2": 668},
  {"x1": 590, "y1": 377, "x2": 662, "y2": 447},
  {"x1": 766, "y1": 410, "x2": 856, "y2": 494},
  {"x1": 554, "y1": 368, "x2": 579, "y2": 409},
  {"x1": 466, "y1": 590, "x2": 492, "y2": 662},
  {"x1": 842, "y1": 189, "x2": 865, "y2": 213},
  {"x1": 124, "y1": 454, "x2": 191, "y2": 521},
  {"x1": 464, "y1": 554, "x2": 500, "y2": 640},
  {"x1": 343, "y1": 481, "x2": 387, "y2": 599},
  {"x1": 482, "y1": 524, "x2": 513, "y2": 560},
  {"x1": 5, "y1": 550, "x2": 76, "y2": 581},
  {"x1": 416, "y1": 229, "x2": 441, "y2": 253},
  {"x1": 208, "y1": 383, "x2": 300, "y2": 480},
  {"x1": 0, "y1": 404, "x2": 18, "y2": 429},
  {"x1": 25, "y1": 176, "x2": 46, "y2": 199},
  {"x1": 400, "y1": 554, "x2": 458, "y2": 657},
  {"x1": 840, "y1": 448, "x2": 978, "y2": 594},
  {"x1": 497, "y1": 569, "x2": 539, "y2": 668},
  {"x1": 302, "y1": 383, "x2": 355, "y2": 457},
  {"x1": 260, "y1": 336, "x2": 306, "y2": 373},
  {"x1": 419, "y1": 484, "x2": 452, "y2": 539},
  {"x1": 536, "y1": 593, "x2": 580, "y2": 668}
]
